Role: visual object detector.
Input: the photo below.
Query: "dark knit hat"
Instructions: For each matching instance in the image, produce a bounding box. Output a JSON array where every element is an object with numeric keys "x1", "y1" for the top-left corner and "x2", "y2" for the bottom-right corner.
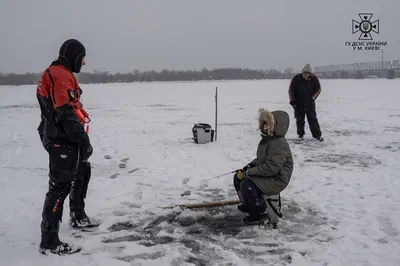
[{"x1": 58, "y1": 39, "x2": 86, "y2": 73}]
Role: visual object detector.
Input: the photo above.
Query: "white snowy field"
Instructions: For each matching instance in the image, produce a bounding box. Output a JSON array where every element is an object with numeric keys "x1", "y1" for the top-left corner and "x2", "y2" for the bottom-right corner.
[{"x1": 1, "y1": 79, "x2": 400, "y2": 266}]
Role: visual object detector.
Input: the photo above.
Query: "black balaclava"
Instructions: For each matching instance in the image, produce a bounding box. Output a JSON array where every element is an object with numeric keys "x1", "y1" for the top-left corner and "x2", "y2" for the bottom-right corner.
[{"x1": 58, "y1": 39, "x2": 86, "y2": 73}]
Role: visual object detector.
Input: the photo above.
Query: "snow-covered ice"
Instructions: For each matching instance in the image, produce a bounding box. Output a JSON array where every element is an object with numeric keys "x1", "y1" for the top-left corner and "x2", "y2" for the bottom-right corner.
[{"x1": 1, "y1": 79, "x2": 400, "y2": 265}]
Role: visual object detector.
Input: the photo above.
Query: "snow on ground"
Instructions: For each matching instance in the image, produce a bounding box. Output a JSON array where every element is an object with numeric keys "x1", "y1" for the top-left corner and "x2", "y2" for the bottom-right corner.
[{"x1": 1, "y1": 79, "x2": 400, "y2": 266}]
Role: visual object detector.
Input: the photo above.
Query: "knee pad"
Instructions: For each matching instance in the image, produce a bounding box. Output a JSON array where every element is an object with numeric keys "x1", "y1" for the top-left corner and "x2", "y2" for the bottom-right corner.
[
  {"x1": 263, "y1": 194, "x2": 283, "y2": 225},
  {"x1": 42, "y1": 180, "x2": 71, "y2": 226}
]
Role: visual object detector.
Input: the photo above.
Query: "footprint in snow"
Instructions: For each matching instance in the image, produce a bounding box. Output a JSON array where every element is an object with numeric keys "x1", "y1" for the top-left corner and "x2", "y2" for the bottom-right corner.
[{"x1": 110, "y1": 173, "x2": 120, "y2": 179}]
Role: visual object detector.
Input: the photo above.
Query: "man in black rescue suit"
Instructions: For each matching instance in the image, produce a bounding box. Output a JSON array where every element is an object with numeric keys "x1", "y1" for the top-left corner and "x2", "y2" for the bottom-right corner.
[
  {"x1": 288, "y1": 63, "x2": 323, "y2": 142},
  {"x1": 36, "y1": 39, "x2": 99, "y2": 255}
]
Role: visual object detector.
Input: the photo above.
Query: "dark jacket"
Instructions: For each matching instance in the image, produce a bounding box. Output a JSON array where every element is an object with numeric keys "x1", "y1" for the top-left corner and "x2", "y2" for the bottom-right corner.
[
  {"x1": 246, "y1": 110, "x2": 294, "y2": 196},
  {"x1": 288, "y1": 73, "x2": 321, "y2": 107},
  {"x1": 36, "y1": 60, "x2": 91, "y2": 156}
]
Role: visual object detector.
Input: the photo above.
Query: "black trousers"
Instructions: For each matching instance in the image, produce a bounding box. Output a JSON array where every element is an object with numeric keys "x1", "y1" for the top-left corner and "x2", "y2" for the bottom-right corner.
[
  {"x1": 233, "y1": 174, "x2": 266, "y2": 218},
  {"x1": 294, "y1": 101, "x2": 322, "y2": 138},
  {"x1": 40, "y1": 142, "x2": 91, "y2": 248}
]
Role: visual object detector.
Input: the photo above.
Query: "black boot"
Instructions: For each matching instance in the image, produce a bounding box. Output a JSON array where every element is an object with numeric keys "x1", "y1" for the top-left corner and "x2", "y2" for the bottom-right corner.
[
  {"x1": 39, "y1": 184, "x2": 80, "y2": 255},
  {"x1": 69, "y1": 162, "x2": 101, "y2": 228},
  {"x1": 69, "y1": 211, "x2": 101, "y2": 228},
  {"x1": 39, "y1": 179, "x2": 78, "y2": 254},
  {"x1": 39, "y1": 221, "x2": 81, "y2": 255},
  {"x1": 39, "y1": 241, "x2": 81, "y2": 255},
  {"x1": 243, "y1": 213, "x2": 269, "y2": 225},
  {"x1": 315, "y1": 136, "x2": 324, "y2": 142},
  {"x1": 237, "y1": 203, "x2": 249, "y2": 213}
]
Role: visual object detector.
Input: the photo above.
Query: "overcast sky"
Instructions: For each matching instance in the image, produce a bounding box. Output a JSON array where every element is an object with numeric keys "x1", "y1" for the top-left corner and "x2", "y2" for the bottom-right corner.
[{"x1": 1, "y1": 0, "x2": 399, "y2": 74}]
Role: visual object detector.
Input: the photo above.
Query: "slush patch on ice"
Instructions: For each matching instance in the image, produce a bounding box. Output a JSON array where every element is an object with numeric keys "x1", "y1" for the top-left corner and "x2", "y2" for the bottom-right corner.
[
  {"x1": 145, "y1": 103, "x2": 185, "y2": 111},
  {"x1": 375, "y1": 142, "x2": 400, "y2": 152},
  {"x1": 120, "y1": 202, "x2": 141, "y2": 208},
  {"x1": 181, "y1": 190, "x2": 191, "y2": 197},
  {"x1": 102, "y1": 234, "x2": 141, "y2": 243},
  {"x1": 0, "y1": 104, "x2": 38, "y2": 109},
  {"x1": 116, "y1": 251, "x2": 166, "y2": 262},
  {"x1": 107, "y1": 221, "x2": 137, "y2": 232},
  {"x1": 333, "y1": 129, "x2": 372, "y2": 136},
  {"x1": 219, "y1": 122, "x2": 253, "y2": 126},
  {"x1": 384, "y1": 126, "x2": 400, "y2": 132},
  {"x1": 194, "y1": 188, "x2": 226, "y2": 201},
  {"x1": 287, "y1": 138, "x2": 327, "y2": 150},
  {"x1": 98, "y1": 198, "x2": 337, "y2": 265},
  {"x1": 375, "y1": 238, "x2": 389, "y2": 244},
  {"x1": 304, "y1": 152, "x2": 381, "y2": 168}
]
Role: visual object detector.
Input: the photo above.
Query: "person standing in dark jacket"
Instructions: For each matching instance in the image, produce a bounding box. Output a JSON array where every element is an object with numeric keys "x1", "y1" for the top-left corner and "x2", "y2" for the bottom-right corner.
[
  {"x1": 288, "y1": 63, "x2": 323, "y2": 141},
  {"x1": 36, "y1": 39, "x2": 99, "y2": 255}
]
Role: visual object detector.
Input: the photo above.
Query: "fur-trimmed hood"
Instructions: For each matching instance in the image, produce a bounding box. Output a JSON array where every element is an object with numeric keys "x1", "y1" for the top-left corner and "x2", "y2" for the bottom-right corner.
[{"x1": 258, "y1": 109, "x2": 290, "y2": 137}]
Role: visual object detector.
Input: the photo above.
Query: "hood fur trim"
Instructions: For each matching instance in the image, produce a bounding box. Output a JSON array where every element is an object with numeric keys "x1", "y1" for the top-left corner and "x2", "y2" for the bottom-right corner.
[{"x1": 258, "y1": 108, "x2": 275, "y2": 136}]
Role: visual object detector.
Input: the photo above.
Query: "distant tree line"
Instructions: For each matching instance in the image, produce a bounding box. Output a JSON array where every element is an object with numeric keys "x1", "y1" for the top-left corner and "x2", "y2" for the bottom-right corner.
[
  {"x1": 0, "y1": 68, "x2": 294, "y2": 86},
  {"x1": 0, "y1": 67, "x2": 398, "y2": 86}
]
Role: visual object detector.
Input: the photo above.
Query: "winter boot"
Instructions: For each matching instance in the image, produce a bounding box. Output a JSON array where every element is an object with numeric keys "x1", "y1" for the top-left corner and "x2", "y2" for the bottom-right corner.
[
  {"x1": 69, "y1": 211, "x2": 101, "y2": 229},
  {"x1": 237, "y1": 203, "x2": 249, "y2": 213},
  {"x1": 243, "y1": 213, "x2": 269, "y2": 225},
  {"x1": 39, "y1": 241, "x2": 82, "y2": 255},
  {"x1": 39, "y1": 222, "x2": 81, "y2": 255},
  {"x1": 69, "y1": 162, "x2": 100, "y2": 229}
]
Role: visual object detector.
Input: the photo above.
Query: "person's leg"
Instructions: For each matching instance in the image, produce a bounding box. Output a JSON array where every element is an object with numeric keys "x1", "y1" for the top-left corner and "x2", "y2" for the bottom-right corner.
[
  {"x1": 40, "y1": 180, "x2": 71, "y2": 248},
  {"x1": 69, "y1": 161, "x2": 92, "y2": 225},
  {"x1": 306, "y1": 102, "x2": 322, "y2": 140},
  {"x1": 69, "y1": 160, "x2": 100, "y2": 228},
  {"x1": 240, "y1": 179, "x2": 267, "y2": 223},
  {"x1": 294, "y1": 107, "x2": 306, "y2": 138},
  {"x1": 233, "y1": 173, "x2": 241, "y2": 196},
  {"x1": 39, "y1": 143, "x2": 80, "y2": 254},
  {"x1": 233, "y1": 173, "x2": 248, "y2": 212}
]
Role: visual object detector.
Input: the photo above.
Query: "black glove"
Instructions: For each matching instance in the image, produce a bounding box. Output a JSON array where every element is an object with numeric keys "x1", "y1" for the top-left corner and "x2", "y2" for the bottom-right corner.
[
  {"x1": 234, "y1": 164, "x2": 251, "y2": 173},
  {"x1": 290, "y1": 100, "x2": 296, "y2": 108},
  {"x1": 80, "y1": 143, "x2": 93, "y2": 162},
  {"x1": 243, "y1": 164, "x2": 252, "y2": 171}
]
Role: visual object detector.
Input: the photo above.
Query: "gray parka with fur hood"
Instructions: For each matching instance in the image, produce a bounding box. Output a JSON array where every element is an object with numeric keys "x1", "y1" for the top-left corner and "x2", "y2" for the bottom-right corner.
[{"x1": 246, "y1": 109, "x2": 294, "y2": 196}]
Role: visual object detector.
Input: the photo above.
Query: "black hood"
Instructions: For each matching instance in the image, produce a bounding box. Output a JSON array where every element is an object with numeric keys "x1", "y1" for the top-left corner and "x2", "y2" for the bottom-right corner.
[{"x1": 57, "y1": 39, "x2": 86, "y2": 73}]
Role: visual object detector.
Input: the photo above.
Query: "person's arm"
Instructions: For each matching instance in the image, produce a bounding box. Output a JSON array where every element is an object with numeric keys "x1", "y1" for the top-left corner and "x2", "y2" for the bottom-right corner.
[
  {"x1": 247, "y1": 141, "x2": 286, "y2": 177},
  {"x1": 288, "y1": 76, "x2": 297, "y2": 105},
  {"x1": 50, "y1": 73, "x2": 92, "y2": 161},
  {"x1": 37, "y1": 118, "x2": 44, "y2": 141},
  {"x1": 311, "y1": 75, "x2": 321, "y2": 100}
]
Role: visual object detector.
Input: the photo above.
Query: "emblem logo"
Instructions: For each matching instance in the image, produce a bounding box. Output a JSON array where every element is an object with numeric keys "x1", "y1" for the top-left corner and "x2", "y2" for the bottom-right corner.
[{"x1": 352, "y1": 13, "x2": 379, "y2": 40}]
